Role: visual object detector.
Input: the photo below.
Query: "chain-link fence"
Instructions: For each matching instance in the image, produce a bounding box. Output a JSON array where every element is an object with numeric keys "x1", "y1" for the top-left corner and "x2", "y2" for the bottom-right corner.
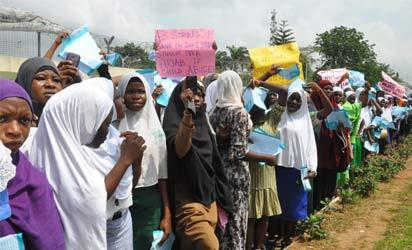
[{"x1": 0, "y1": 29, "x2": 152, "y2": 61}]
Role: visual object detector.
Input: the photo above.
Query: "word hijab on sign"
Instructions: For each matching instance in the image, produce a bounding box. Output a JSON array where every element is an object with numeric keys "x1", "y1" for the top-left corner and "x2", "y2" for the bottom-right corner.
[
  {"x1": 248, "y1": 42, "x2": 303, "y2": 85},
  {"x1": 155, "y1": 28, "x2": 216, "y2": 77}
]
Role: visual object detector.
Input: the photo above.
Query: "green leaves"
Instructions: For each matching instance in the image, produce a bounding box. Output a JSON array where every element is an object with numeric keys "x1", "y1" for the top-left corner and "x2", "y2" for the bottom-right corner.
[
  {"x1": 315, "y1": 26, "x2": 402, "y2": 83},
  {"x1": 113, "y1": 42, "x2": 155, "y2": 69},
  {"x1": 297, "y1": 214, "x2": 327, "y2": 240},
  {"x1": 215, "y1": 45, "x2": 250, "y2": 73},
  {"x1": 269, "y1": 19, "x2": 295, "y2": 46}
]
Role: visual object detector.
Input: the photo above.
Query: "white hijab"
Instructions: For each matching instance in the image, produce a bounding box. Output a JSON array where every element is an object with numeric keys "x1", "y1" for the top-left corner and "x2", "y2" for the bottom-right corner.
[
  {"x1": 277, "y1": 80, "x2": 318, "y2": 171},
  {"x1": 355, "y1": 87, "x2": 375, "y2": 127},
  {"x1": 355, "y1": 87, "x2": 365, "y2": 103},
  {"x1": 205, "y1": 80, "x2": 218, "y2": 114},
  {"x1": 216, "y1": 70, "x2": 244, "y2": 108},
  {"x1": 117, "y1": 73, "x2": 167, "y2": 188},
  {"x1": 82, "y1": 78, "x2": 133, "y2": 200},
  {"x1": 29, "y1": 83, "x2": 113, "y2": 250}
]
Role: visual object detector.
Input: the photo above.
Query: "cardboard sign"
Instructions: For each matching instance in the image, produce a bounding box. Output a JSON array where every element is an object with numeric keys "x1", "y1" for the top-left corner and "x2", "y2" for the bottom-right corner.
[
  {"x1": 377, "y1": 71, "x2": 405, "y2": 98},
  {"x1": 151, "y1": 230, "x2": 175, "y2": 250},
  {"x1": 248, "y1": 129, "x2": 285, "y2": 156},
  {"x1": 317, "y1": 68, "x2": 347, "y2": 84},
  {"x1": 155, "y1": 29, "x2": 215, "y2": 77},
  {"x1": 58, "y1": 25, "x2": 103, "y2": 75},
  {"x1": 156, "y1": 77, "x2": 177, "y2": 107},
  {"x1": 249, "y1": 43, "x2": 304, "y2": 85},
  {"x1": 279, "y1": 64, "x2": 300, "y2": 80},
  {"x1": 136, "y1": 69, "x2": 158, "y2": 92},
  {"x1": 0, "y1": 233, "x2": 24, "y2": 250},
  {"x1": 348, "y1": 70, "x2": 365, "y2": 87},
  {"x1": 326, "y1": 109, "x2": 352, "y2": 130},
  {"x1": 243, "y1": 87, "x2": 268, "y2": 112}
]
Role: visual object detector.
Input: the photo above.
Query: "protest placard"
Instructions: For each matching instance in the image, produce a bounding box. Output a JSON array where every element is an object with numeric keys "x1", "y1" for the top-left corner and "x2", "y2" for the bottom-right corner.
[
  {"x1": 156, "y1": 77, "x2": 177, "y2": 107},
  {"x1": 248, "y1": 129, "x2": 285, "y2": 156},
  {"x1": 248, "y1": 43, "x2": 304, "y2": 85},
  {"x1": 325, "y1": 109, "x2": 352, "y2": 130},
  {"x1": 279, "y1": 64, "x2": 300, "y2": 80},
  {"x1": 155, "y1": 29, "x2": 215, "y2": 77},
  {"x1": 136, "y1": 69, "x2": 158, "y2": 91},
  {"x1": 348, "y1": 70, "x2": 365, "y2": 87},
  {"x1": 58, "y1": 25, "x2": 103, "y2": 75},
  {"x1": 377, "y1": 71, "x2": 406, "y2": 98},
  {"x1": 317, "y1": 68, "x2": 347, "y2": 84},
  {"x1": 243, "y1": 87, "x2": 268, "y2": 112}
]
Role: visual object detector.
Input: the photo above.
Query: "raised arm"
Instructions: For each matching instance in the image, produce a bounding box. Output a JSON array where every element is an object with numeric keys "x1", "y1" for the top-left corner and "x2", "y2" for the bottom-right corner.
[
  {"x1": 175, "y1": 85, "x2": 196, "y2": 159},
  {"x1": 44, "y1": 32, "x2": 69, "y2": 59},
  {"x1": 310, "y1": 82, "x2": 333, "y2": 119},
  {"x1": 364, "y1": 81, "x2": 383, "y2": 115}
]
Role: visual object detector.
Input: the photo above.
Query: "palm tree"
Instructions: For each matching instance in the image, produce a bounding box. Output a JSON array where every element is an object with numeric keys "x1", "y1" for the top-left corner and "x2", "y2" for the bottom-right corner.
[
  {"x1": 216, "y1": 50, "x2": 230, "y2": 72},
  {"x1": 226, "y1": 45, "x2": 249, "y2": 72}
]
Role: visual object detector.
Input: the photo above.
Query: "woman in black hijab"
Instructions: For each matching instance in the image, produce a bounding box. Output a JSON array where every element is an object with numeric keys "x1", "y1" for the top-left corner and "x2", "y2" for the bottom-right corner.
[
  {"x1": 163, "y1": 77, "x2": 233, "y2": 250},
  {"x1": 15, "y1": 57, "x2": 63, "y2": 124}
]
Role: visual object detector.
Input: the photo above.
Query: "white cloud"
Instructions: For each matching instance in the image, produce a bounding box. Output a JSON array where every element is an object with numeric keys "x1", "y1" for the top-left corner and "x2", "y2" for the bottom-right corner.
[{"x1": 0, "y1": 0, "x2": 411, "y2": 82}]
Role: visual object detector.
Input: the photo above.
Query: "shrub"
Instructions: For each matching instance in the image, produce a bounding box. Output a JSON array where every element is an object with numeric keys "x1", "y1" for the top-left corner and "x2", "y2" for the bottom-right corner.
[{"x1": 296, "y1": 214, "x2": 327, "y2": 240}]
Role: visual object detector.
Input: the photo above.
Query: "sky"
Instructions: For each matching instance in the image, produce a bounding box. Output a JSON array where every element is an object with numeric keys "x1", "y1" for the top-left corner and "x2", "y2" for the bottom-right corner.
[{"x1": 1, "y1": 0, "x2": 411, "y2": 83}]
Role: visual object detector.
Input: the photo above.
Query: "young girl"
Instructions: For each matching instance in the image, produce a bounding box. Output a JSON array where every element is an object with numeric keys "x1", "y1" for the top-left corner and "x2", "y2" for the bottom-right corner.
[
  {"x1": 0, "y1": 79, "x2": 65, "y2": 249},
  {"x1": 116, "y1": 73, "x2": 171, "y2": 250},
  {"x1": 274, "y1": 80, "x2": 318, "y2": 247},
  {"x1": 210, "y1": 71, "x2": 277, "y2": 249},
  {"x1": 29, "y1": 82, "x2": 144, "y2": 249}
]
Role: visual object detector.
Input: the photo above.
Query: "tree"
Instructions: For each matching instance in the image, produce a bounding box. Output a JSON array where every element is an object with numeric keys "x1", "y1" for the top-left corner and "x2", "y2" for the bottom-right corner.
[
  {"x1": 269, "y1": 10, "x2": 295, "y2": 46},
  {"x1": 273, "y1": 20, "x2": 295, "y2": 45},
  {"x1": 113, "y1": 42, "x2": 155, "y2": 69},
  {"x1": 315, "y1": 26, "x2": 377, "y2": 69},
  {"x1": 315, "y1": 26, "x2": 402, "y2": 83},
  {"x1": 216, "y1": 50, "x2": 230, "y2": 72},
  {"x1": 226, "y1": 45, "x2": 250, "y2": 72},
  {"x1": 269, "y1": 9, "x2": 278, "y2": 45}
]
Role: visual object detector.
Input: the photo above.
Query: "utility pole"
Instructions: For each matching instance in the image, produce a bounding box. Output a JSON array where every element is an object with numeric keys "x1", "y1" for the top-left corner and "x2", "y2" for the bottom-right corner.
[
  {"x1": 37, "y1": 32, "x2": 41, "y2": 57},
  {"x1": 103, "y1": 36, "x2": 115, "y2": 53}
]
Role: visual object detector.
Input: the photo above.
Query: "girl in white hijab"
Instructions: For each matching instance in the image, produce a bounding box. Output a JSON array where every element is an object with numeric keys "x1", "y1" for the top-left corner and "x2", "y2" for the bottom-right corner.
[
  {"x1": 29, "y1": 81, "x2": 144, "y2": 250},
  {"x1": 116, "y1": 73, "x2": 170, "y2": 249},
  {"x1": 275, "y1": 79, "x2": 317, "y2": 247},
  {"x1": 205, "y1": 80, "x2": 218, "y2": 115},
  {"x1": 82, "y1": 78, "x2": 144, "y2": 250}
]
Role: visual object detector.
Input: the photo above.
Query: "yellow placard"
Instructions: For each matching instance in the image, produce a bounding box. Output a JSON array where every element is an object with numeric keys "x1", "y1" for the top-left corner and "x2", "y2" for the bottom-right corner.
[{"x1": 248, "y1": 42, "x2": 304, "y2": 85}]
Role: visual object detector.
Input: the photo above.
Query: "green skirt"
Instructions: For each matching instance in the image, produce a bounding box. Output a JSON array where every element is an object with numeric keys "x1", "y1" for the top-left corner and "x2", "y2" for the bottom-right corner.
[
  {"x1": 130, "y1": 185, "x2": 162, "y2": 250},
  {"x1": 248, "y1": 162, "x2": 282, "y2": 219}
]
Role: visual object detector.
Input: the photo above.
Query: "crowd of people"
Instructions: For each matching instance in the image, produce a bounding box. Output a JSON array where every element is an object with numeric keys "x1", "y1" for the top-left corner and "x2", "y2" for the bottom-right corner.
[{"x1": 1, "y1": 32, "x2": 412, "y2": 250}]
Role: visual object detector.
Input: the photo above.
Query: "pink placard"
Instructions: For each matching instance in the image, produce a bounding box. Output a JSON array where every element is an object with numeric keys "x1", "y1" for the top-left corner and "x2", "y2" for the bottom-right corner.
[
  {"x1": 155, "y1": 29, "x2": 215, "y2": 77},
  {"x1": 378, "y1": 71, "x2": 405, "y2": 98}
]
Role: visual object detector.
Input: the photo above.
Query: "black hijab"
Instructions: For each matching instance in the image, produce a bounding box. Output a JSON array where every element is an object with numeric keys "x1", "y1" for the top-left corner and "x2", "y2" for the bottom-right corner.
[
  {"x1": 163, "y1": 81, "x2": 233, "y2": 215},
  {"x1": 15, "y1": 57, "x2": 59, "y2": 119}
]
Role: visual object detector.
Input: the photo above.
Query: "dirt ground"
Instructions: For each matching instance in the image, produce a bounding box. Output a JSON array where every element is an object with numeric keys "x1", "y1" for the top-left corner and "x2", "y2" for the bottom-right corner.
[{"x1": 289, "y1": 158, "x2": 412, "y2": 250}]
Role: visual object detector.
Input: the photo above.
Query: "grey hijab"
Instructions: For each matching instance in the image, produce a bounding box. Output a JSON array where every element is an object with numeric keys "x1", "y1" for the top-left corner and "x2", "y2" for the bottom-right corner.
[{"x1": 15, "y1": 57, "x2": 58, "y2": 96}]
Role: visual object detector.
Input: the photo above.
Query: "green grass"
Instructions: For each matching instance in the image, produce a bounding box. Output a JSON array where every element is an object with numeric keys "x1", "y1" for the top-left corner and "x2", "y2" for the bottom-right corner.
[
  {"x1": 0, "y1": 71, "x2": 17, "y2": 80},
  {"x1": 374, "y1": 183, "x2": 412, "y2": 250}
]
